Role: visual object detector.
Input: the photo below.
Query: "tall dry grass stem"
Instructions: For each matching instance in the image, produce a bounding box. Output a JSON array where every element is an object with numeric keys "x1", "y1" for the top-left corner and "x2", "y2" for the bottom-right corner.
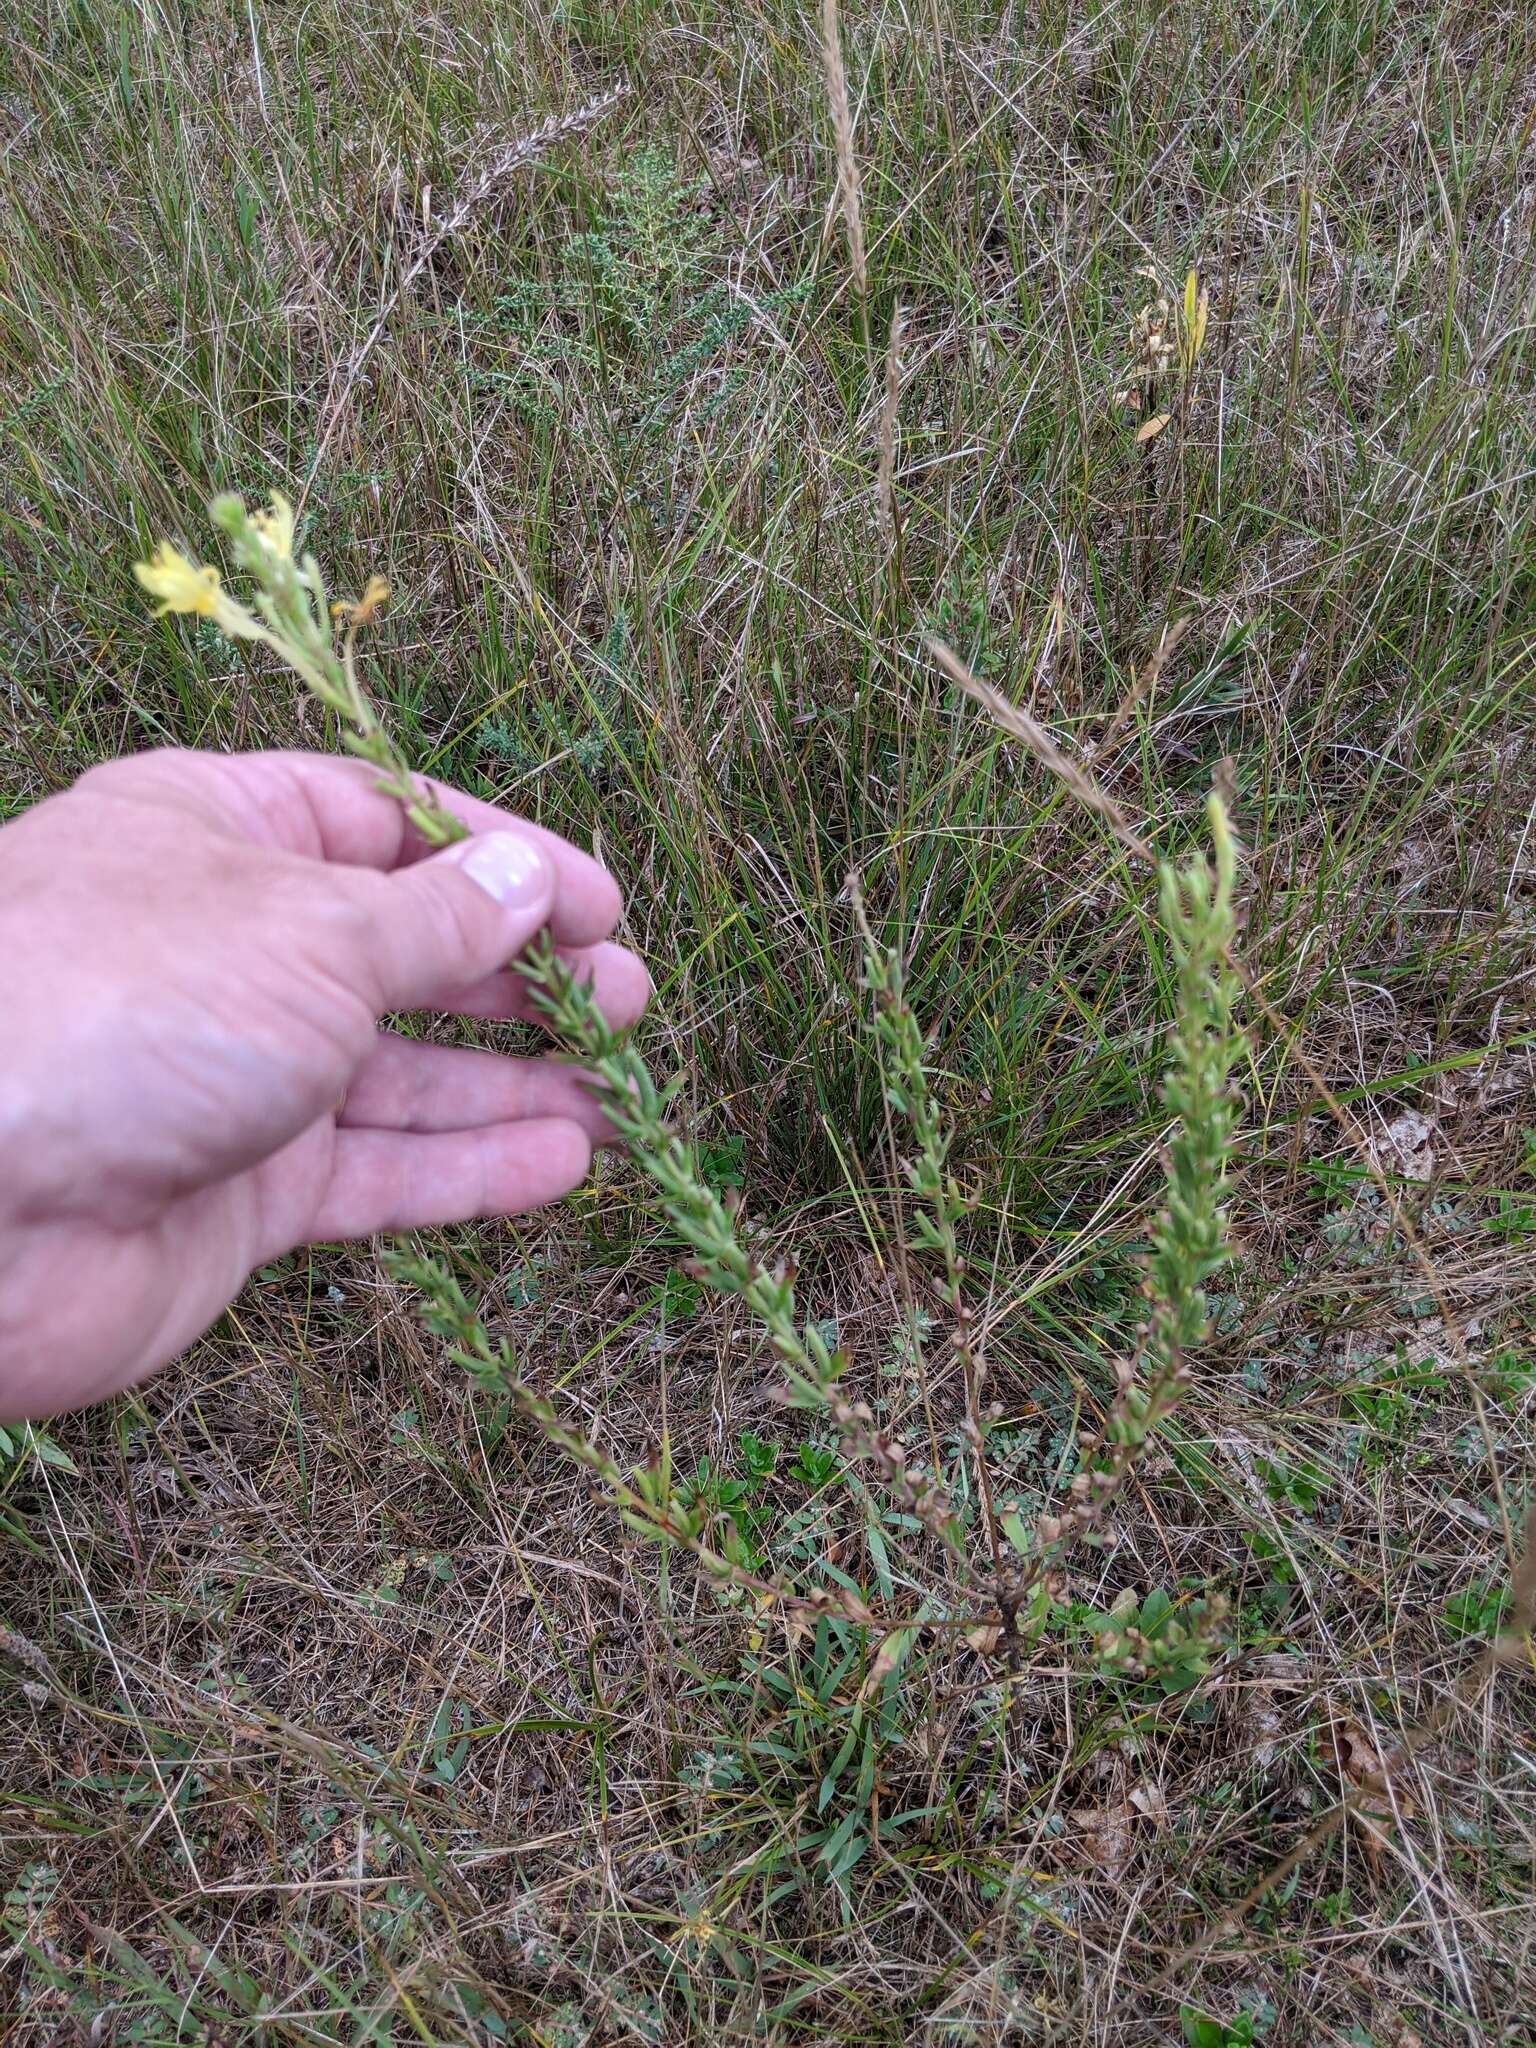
[
  {"x1": 308, "y1": 84, "x2": 629, "y2": 485},
  {"x1": 817, "y1": 0, "x2": 869, "y2": 346}
]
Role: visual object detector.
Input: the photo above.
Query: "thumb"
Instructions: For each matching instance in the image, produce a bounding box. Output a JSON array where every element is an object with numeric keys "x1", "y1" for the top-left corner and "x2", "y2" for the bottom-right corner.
[{"x1": 352, "y1": 829, "x2": 558, "y2": 1012}]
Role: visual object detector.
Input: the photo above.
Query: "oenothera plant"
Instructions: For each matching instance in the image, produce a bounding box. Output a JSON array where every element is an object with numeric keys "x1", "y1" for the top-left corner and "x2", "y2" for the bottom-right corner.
[{"x1": 134, "y1": 495, "x2": 1242, "y2": 1649}]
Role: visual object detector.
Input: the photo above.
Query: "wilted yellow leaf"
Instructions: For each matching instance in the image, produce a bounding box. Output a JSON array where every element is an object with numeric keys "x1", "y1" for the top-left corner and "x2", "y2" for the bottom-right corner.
[
  {"x1": 1135, "y1": 412, "x2": 1171, "y2": 443},
  {"x1": 859, "y1": 1625, "x2": 918, "y2": 1700}
]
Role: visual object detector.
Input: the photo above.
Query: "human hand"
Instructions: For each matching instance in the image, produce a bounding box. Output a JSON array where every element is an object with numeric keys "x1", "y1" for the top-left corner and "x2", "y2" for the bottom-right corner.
[{"x1": 0, "y1": 748, "x2": 649, "y2": 1420}]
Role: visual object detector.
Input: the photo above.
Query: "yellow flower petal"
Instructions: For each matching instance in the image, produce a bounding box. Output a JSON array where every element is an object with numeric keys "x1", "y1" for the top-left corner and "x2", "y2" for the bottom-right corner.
[
  {"x1": 333, "y1": 575, "x2": 390, "y2": 628},
  {"x1": 251, "y1": 491, "x2": 296, "y2": 560},
  {"x1": 133, "y1": 542, "x2": 223, "y2": 617}
]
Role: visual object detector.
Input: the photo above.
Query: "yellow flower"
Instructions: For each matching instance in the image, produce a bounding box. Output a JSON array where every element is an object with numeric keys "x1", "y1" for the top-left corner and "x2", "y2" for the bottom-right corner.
[
  {"x1": 251, "y1": 490, "x2": 296, "y2": 560},
  {"x1": 331, "y1": 575, "x2": 390, "y2": 629},
  {"x1": 134, "y1": 541, "x2": 223, "y2": 617},
  {"x1": 135, "y1": 537, "x2": 264, "y2": 641}
]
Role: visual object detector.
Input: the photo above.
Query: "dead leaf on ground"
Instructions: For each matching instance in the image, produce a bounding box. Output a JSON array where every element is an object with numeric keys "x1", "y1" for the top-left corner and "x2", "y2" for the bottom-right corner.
[
  {"x1": 1128, "y1": 1781, "x2": 1170, "y2": 1827},
  {"x1": 1135, "y1": 411, "x2": 1171, "y2": 443},
  {"x1": 1324, "y1": 1718, "x2": 1415, "y2": 1812},
  {"x1": 1381, "y1": 2023, "x2": 1424, "y2": 2048},
  {"x1": 1237, "y1": 1651, "x2": 1308, "y2": 1770},
  {"x1": 1071, "y1": 1801, "x2": 1135, "y2": 1880},
  {"x1": 1324, "y1": 1717, "x2": 1418, "y2": 1875},
  {"x1": 1368, "y1": 1109, "x2": 1436, "y2": 1180}
]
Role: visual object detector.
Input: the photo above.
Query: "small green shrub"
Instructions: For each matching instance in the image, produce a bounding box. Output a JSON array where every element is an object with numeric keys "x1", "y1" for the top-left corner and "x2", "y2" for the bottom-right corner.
[{"x1": 131, "y1": 490, "x2": 1246, "y2": 1728}]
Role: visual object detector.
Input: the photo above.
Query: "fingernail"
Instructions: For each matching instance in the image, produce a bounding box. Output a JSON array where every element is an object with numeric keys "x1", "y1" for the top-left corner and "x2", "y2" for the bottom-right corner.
[{"x1": 447, "y1": 830, "x2": 552, "y2": 907}]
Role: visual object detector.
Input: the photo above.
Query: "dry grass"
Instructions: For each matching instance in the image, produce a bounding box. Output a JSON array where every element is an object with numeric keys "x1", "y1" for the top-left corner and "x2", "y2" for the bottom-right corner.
[{"x1": 3, "y1": 0, "x2": 1536, "y2": 2041}]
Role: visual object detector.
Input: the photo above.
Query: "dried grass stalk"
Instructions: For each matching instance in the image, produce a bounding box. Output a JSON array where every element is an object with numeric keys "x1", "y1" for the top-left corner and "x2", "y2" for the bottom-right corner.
[
  {"x1": 926, "y1": 636, "x2": 1156, "y2": 864},
  {"x1": 313, "y1": 83, "x2": 629, "y2": 470},
  {"x1": 818, "y1": 0, "x2": 867, "y2": 302},
  {"x1": 876, "y1": 300, "x2": 905, "y2": 552}
]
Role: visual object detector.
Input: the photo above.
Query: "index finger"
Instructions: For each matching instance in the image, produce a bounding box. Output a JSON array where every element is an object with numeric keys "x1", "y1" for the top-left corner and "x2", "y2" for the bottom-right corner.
[{"x1": 215, "y1": 749, "x2": 624, "y2": 948}]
